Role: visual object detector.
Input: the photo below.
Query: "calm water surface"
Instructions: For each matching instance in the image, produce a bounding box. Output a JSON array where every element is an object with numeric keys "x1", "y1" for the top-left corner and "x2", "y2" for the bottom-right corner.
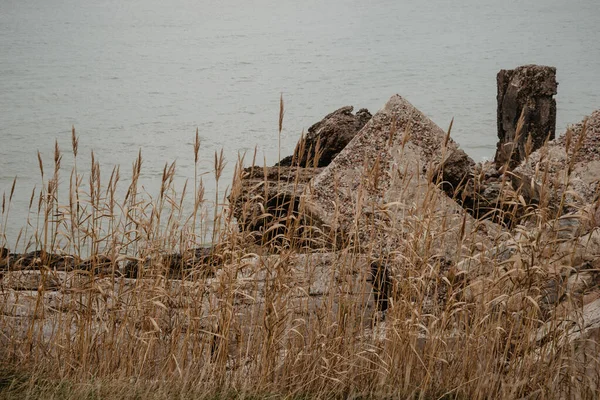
[{"x1": 1, "y1": 0, "x2": 599, "y2": 244}]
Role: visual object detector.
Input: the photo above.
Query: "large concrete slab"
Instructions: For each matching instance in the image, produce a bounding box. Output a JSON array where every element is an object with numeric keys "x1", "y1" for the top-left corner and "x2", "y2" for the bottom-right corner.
[{"x1": 302, "y1": 95, "x2": 501, "y2": 261}]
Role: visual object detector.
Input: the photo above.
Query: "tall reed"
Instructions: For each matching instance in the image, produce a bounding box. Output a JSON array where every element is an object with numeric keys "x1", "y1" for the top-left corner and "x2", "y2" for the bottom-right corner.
[{"x1": 0, "y1": 113, "x2": 598, "y2": 400}]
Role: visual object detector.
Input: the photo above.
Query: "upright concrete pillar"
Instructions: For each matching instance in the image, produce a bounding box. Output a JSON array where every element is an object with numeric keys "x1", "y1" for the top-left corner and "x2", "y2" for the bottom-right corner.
[{"x1": 494, "y1": 65, "x2": 557, "y2": 169}]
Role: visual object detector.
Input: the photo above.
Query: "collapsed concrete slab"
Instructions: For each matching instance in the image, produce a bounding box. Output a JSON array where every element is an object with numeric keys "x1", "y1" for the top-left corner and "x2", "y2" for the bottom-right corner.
[{"x1": 302, "y1": 95, "x2": 502, "y2": 261}]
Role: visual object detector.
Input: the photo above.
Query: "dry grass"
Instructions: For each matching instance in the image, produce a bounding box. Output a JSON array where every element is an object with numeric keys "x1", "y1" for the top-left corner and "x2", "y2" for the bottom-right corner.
[{"x1": 0, "y1": 108, "x2": 599, "y2": 400}]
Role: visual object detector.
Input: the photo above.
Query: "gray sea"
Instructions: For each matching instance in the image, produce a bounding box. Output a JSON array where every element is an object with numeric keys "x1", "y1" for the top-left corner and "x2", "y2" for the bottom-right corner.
[{"x1": 1, "y1": 0, "x2": 599, "y2": 245}]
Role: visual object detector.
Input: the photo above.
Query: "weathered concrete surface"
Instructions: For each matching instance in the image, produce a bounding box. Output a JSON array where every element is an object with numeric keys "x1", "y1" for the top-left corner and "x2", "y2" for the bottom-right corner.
[
  {"x1": 458, "y1": 204, "x2": 600, "y2": 276},
  {"x1": 529, "y1": 293, "x2": 600, "y2": 399},
  {"x1": 302, "y1": 94, "x2": 501, "y2": 259},
  {"x1": 0, "y1": 253, "x2": 376, "y2": 360},
  {"x1": 277, "y1": 106, "x2": 372, "y2": 168},
  {"x1": 513, "y1": 109, "x2": 600, "y2": 214},
  {"x1": 1, "y1": 270, "x2": 64, "y2": 291},
  {"x1": 454, "y1": 209, "x2": 600, "y2": 333},
  {"x1": 495, "y1": 65, "x2": 557, "y2": 169}
]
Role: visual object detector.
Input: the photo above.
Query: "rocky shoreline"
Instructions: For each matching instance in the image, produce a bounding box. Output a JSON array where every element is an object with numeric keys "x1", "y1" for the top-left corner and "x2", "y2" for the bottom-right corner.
[
  {"x1": 3, "y1": 64, "x2": 600, "y2": 326},
  {"x1": 2, "y1": 64, "x2": 600, "y2": 397}
]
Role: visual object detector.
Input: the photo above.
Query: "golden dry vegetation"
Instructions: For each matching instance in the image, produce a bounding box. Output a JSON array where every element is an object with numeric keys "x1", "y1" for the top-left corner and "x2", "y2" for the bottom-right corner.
[{"x1": 1, "y1": 101, "x2": 600, "y2": 400}]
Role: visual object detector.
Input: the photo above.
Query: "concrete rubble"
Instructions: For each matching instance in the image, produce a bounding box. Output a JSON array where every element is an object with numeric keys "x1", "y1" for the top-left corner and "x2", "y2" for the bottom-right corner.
[{"x1": 2, "y1": 65, "x2": 599, "y2": 397}]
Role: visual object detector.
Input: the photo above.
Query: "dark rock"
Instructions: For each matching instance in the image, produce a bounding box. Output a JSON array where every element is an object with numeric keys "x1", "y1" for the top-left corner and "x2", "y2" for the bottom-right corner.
[
  {"x1": 495, "y1": 65, "x2": 557, "y2": 170},
  {"x1": 166, "y1": 246, "x2": 222, "y2": 278},
  {"x1": 5, "y1": 250, "x2": 78, "y2": 271},
  {"x1": 124, "y1": 246, "x2": 220, "y2": 279},
  {"x1": 433, "y1": 149, "x2": 519, "y2": 226},
  {"x1": 229, "y1": 166, "x2": 323, "y2": 247},
  {"x1": 434, "y1": 147, "x2": 476, "y2": 198},
  {"x1": 276, "y1": 106, "x2": 371, "y2": 168},
  {"x1": 123, "y1": 259, "x2": 143, "y2": 278},
  {"x1": 368, "y1": 261, "x2": 392, "y2": 313},
  {"x1": 0, "y1": 247, "x2": 8, "y2": 269},
  {"x1": 454, "y1": 162, "x2": 526, "y2": 227},
  {"x1": 76, "y1": 254, "x2": 118, "y2": 276}
]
